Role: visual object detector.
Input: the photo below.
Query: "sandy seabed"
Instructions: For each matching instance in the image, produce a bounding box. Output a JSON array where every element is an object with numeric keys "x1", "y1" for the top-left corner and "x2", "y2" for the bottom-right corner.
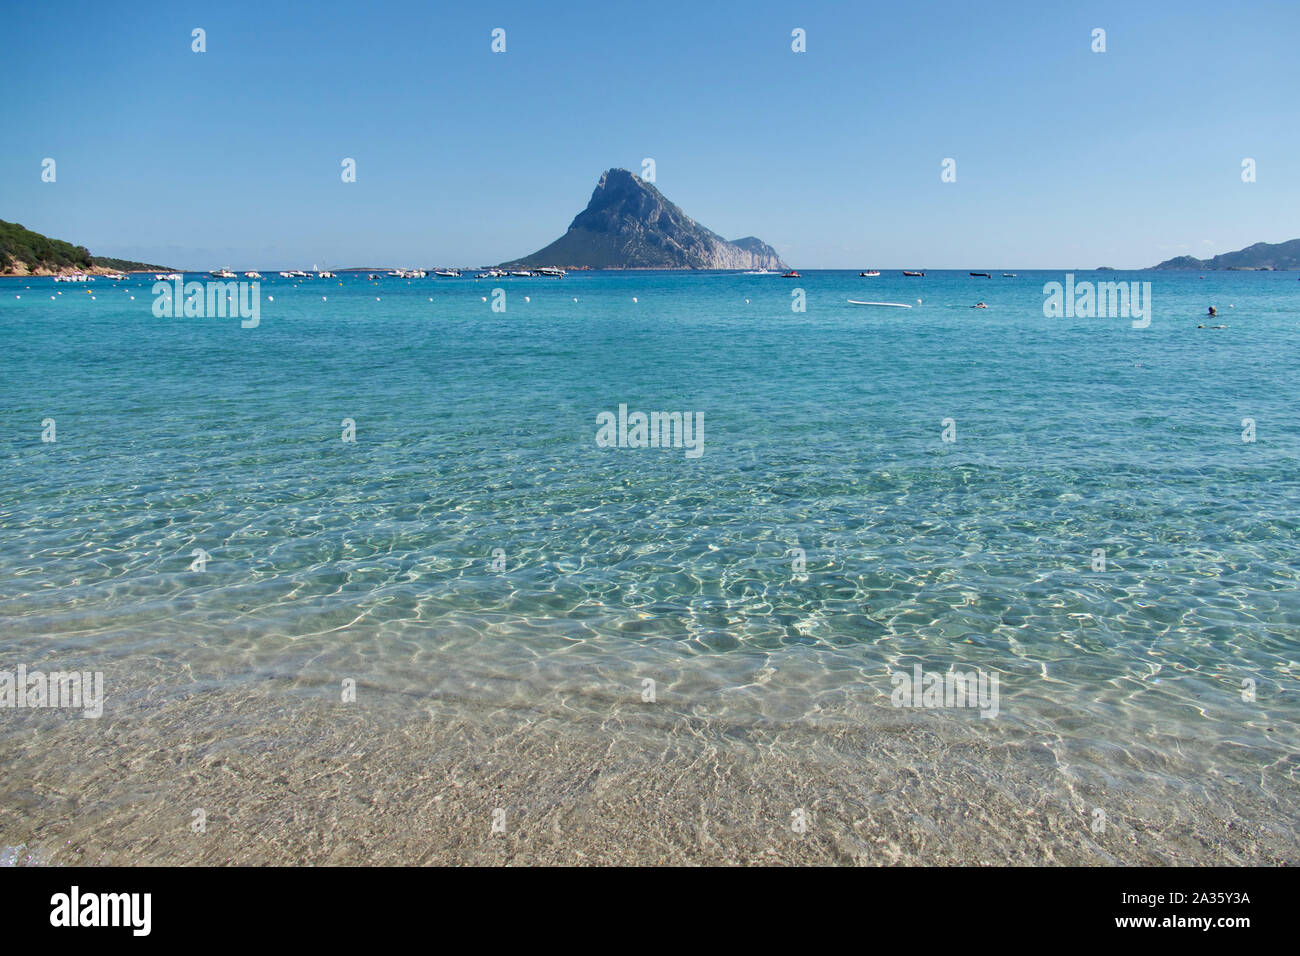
[{"x1": 1, "y1": 673, "x2": 1294, "y2": 866}]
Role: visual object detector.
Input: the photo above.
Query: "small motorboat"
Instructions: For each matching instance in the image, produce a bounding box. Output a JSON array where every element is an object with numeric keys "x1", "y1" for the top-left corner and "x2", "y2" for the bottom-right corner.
[
  {"x1": 1002, "y1": 273, "x2": 1017, "y2": 278},
  {"x1": 212, "y1": 268, "x2": 237, "y2": 279},
  {"x1": 434, "y1": 269, "x2": 461, "y2": 277},
  {"x1": 903, "y1": 271, "x2": 925, "y2": 277},
  {"x1": 859, "y1": 271, "x2": 880, "y2": 277},
  {"x1": 969, "y1": 272, "x2": 991, "y2": 278},
  {"x1": 781, "y1": 270, "x2": 801, "y2": 278}
]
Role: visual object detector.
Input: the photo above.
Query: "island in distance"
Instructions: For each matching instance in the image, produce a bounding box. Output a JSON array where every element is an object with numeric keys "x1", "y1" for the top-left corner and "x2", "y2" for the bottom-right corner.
[
  {"x1": 500, "y1": 168, "x2": 788, "y2": 271},
  {"x1": 1151, "y1": 237, "x2": 1300, "y2": 270}
]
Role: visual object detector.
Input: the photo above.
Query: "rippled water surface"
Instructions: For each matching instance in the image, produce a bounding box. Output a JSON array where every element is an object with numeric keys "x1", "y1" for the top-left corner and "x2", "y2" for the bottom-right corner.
[{"x1": 1, "y1": 269, "x2": 1297, "y2": 863}]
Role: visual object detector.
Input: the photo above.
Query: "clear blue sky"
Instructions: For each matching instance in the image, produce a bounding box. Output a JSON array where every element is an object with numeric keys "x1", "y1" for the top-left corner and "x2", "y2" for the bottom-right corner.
[{"x1": 2, "y1": 0, "x2": 1296, "y2": 269}]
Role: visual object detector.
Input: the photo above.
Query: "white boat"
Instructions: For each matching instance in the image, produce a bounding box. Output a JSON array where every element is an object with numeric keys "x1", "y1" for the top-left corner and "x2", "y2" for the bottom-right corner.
[
  {"x1": 103, "y1": 273, "x2": 128, "y2": 281},
  {"x1": 510, "y1": 270, "x2": 534, "y2": 277},
  {"x1": 279, "y1": 271, "x2": 294, "y2": 278},
  {"x1": 859, "y1": 271, "x2": 881, "y2": 277},
  {"x1": 244, "y1": 271, "x2": 263, "y2": 279},
  {"x1": 536, "y1": 267, "x2": 565, "y2": 277},
  {"x1": 743, "y1": 268, "x2": 773, "y2": 275},
  {"x1": 433, "y1": 269, "x2": 461, "y2": 277},
  {"x1": 318, "y1": 271, "x2": 335, "y2": 278},
  {"x1": 847, "y1": 300, "x2": 912, "y2": 308},
  {"x1": 212, "y1": 268, "x2": 237, "y2": 279}
]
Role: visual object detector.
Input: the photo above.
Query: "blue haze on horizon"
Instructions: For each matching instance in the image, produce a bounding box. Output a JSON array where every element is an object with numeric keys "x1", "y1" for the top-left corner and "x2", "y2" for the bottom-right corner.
[{"x1": 1, "y1": 0, "x2": 1297, "y2": 270}]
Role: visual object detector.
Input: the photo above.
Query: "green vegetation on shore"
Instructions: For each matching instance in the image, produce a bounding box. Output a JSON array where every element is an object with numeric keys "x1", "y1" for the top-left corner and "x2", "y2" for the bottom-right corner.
[
  {"x1": 0, "y1": 219, "x2": 171, "y2": 274},
  {"x1": 92, "y1": 255, "x2": 174, "y2": 273}
]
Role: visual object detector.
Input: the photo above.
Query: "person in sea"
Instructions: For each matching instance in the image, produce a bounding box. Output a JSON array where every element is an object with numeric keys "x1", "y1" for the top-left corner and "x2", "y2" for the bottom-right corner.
[
  {"x1": 1208, "y1": 306, "x2": 1218, "y2": 317},
  {"x1": 972, "y1": 302, "x2": 987, "y2": 309}
]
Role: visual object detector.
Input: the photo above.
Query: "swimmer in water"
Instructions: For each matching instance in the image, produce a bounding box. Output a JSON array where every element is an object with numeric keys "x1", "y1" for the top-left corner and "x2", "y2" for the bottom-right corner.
[
  {"x1": 972, "y1": 302, "x2": 987, "y2": 309},
  {"x1": 1208, "y1": 306, "x2": 1217, "y2": 317}
]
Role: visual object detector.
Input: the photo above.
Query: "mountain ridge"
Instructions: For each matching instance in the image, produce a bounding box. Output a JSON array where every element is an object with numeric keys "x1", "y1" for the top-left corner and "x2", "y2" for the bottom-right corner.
[
  {"x1": 1151, "y1": 238, "x2": 1300, "y2": 270},
  {"x1": 501, "y1": 169, "x2": 788, "y2": 270}
]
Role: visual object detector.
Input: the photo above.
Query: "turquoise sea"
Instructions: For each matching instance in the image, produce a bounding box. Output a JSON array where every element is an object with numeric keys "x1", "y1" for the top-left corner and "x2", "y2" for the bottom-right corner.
[{"x1": 1, "y1": 269, "x2": 1297, "y2": 864}]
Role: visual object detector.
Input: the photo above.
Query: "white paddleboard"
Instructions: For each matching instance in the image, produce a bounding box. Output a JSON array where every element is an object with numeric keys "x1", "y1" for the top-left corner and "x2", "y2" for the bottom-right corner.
[{"x1": 847, "y1": 300, "x2": 912, "y2": 308}]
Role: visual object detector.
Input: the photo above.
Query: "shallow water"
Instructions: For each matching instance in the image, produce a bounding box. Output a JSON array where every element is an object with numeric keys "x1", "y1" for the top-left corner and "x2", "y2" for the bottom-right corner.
[{"x1": 1, "y1": 269, "x2": 1297, "y2": 864}]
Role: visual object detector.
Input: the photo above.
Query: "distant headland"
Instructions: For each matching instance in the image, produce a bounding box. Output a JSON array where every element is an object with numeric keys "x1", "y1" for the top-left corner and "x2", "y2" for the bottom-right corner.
[
  {"x1": 1151, "y1": 238, "x2": 1300, "y2": 270},
  {"x1": 0, "y1": 219, "x2": 173, "y2": 276},
  {"x1": 499, "y1": 169, "x2": 788, "y2": 271}
]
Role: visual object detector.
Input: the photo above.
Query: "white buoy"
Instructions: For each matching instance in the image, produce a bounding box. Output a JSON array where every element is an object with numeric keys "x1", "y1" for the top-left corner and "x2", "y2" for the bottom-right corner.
[
  {"x1": 524, "y1": 296, "x2": 530, "y2": 302},
  {"x1": 322, "y1": 296, "x2": 327, "y2": 301},
  {"x1": 481, "y1": 296, "x2": 487, "y2": 302},
  {"x1": 130, "y1": 296, "x2": 135, "y2": 300},
  {"x1": 917, "y1": 298, "x2": 922, "y2": 305},
  {"x1": 268, "y1": 295, "x2": 274, "y2": 301},
  {"x1": 632, "y1": 297, "x2": 638, "y2": 303},
  {"x1": 745, "y1": 298, "x2": 750, "y2": 304}
]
